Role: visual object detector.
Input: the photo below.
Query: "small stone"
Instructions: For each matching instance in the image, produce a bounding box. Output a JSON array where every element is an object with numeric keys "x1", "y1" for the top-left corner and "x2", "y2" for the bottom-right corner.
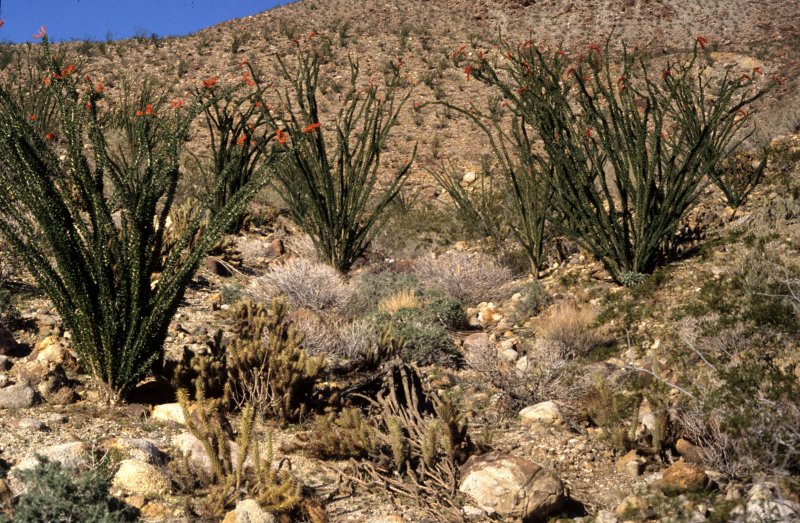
[
  {"x1": 16, "y1": 418, "x2": 49, "y2": 432},
  {"x1": 675, "y1": 438, "x2": 705, "y2": 464},
  {"x1": 0, "y1": 383, "x2": 36, "y2": 409},
  {"x1": 48, "y1": 386, "x2": 79, "y2": 405},
  {"x1": 462, "y1": 171, "x2": 478, "y2": 184},
  {"x1": 222, "y1": 498, "x2": 277, "y2": 523},
  {"x1": 658, "y1": 460, "x2": 709, "y2": 496},
  {"x1": 616, "y1": 450, "x2": 643, "y2": 477},
  {"x1": 0, "y1": 326, "x2": 20, "y2": 356},
  {"x1": 151, "y1": 403, "x2": 186, "y2": 425},
  {"x1": 519, "y1": 401, "x2": 565, "y2": 427},
  {"x1": 112, "y1": 459, "x2": 172, "y2": 498},
  {"x1": 108, "y1": 438, "x2": 164, "y2": 465},
  {"x1": 498, "y1": 348, "x2": 519, "y2": 363}
]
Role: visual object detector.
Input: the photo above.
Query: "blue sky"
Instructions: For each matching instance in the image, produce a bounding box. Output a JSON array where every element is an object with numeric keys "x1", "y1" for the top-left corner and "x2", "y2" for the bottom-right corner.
[{"x1": 0, "y1": 0, "x2": 292, "y2": 43}]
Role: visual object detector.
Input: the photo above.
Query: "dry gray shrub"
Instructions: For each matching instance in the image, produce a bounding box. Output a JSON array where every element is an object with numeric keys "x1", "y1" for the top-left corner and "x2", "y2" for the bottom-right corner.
[
  {"x1": 412, "y1": 250, "x2": 517, "y2": 305},
  {"x1": 248, "y1": 257, "x2": 352, "y2": 313},
  {"x1": 536, "y1": 301, "x2": 610, "y2": 359}
]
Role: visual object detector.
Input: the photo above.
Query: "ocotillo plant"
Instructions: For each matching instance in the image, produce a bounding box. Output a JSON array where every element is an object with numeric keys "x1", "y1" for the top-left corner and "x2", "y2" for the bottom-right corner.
[
  {"x1": 270, "y1": 47, "x2": 415, "y2": 272},
  {"x1": 194, "y1": 63, "x2": 276, "y2": 232},
  {"x1": 430, "y1": 105, "x2": 553, "y2": 274},
  {"x1": 459, "y1": 38, "x2": 766, "y2": 283},
  {"x1": 664, "y1": 50, "x2": 769, "y2": 209},
  {"x1": 0, "y1": 35, "x2": 274, "y2": 398}
]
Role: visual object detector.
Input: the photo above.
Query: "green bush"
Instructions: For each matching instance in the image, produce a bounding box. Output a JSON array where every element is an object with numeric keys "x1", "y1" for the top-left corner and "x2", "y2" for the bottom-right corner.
[
  {"x1": 459, "y1": 38, "x2": 768, "y2": 283},
  {"x1": 369, "y1": 308, "x2": 459, "y2": 367},
  {"x1": 270, "y1": 48, "x2": 415, "y2": 272},
  {"x1": 350, "y1": 271, "x2": 420, "y2": 315},
  {"x1": 424, "y1": 292, "x2": 467, "y2": 329},
  {"x1": 0, "y1": 38, "x2": 274, "y2": 398},
  {"x1": 3, "y1": 459, "x2": 132, "y2": 523}
]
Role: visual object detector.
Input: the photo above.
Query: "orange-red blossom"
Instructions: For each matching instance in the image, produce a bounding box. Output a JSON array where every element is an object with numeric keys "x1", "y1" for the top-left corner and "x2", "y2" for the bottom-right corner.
[
  {"x1": 33, "y1": 25, "x2": 46, "y2": 39},
  {"x1": 276, "y1": 128, "x2": 287, "y2": 145},
  {"x1": 202, "y1": 76, "x2": 219, "y2": 89},
  {"x1": 303, "y1": 122, "x2": 321, "y2": 133}
]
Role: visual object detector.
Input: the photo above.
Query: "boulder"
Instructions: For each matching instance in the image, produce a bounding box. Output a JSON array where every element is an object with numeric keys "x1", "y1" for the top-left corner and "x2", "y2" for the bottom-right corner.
[
  {"x1": 13, "y1": 441, "x2": 90, "y2": 472},
  {"x1": 0, "y1": 383, "x2": 36, "y2": 409},
  {"x1": 675, "y1": 438, "x2": 705, "y2": 465},
  {"x1": 222, "y1": 499, "x2": 277, "y2": 523},
  {"x1": 112, "y1": 459, "x2": 171, "y2": 498},
  {"x1": 658, "y1": 460, "x2": 709, "y2": 496},
  {"x1": 519, "y1": 401, "x2": 565, "y2": 428},
  {"x1": 459, "y1": 452, "x2": 564, "y2": 521},
  {"x1": 172, "y1": 432, "x2": 247, "y2": 477}
]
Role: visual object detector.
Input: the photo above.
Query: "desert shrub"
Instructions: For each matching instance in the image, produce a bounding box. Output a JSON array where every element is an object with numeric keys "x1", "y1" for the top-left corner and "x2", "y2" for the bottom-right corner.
[
  {"x1": 248, "y1": 258, "x2": 352, "y2": 314},
  {"x1": 369, "y1": 308, "x2": 459, "y2": 367},
  {"x1": 424, "y1": 292, "x2": 467, "y2": 329},
  {"x1": 413, "y1": 251, "x2": 516, "y2": 305},
  {"x1": 458, "y1": 38, "x2": 768, "y2": 283},
  {"x1": 225, "y1": 300, "x2": 324, "y2": 422},
  {"x1": 673, "y1": 319, "x2": 800, "y2": 478},
  {"x1": 4, "y1": 459, "x2": 131, "y2": 523},
  {"x1": 710, "y1": 149, "x2": 767, "y2": 210},
  {"x1": 301, "y1": 362, "x2": 473, "y2": 519},
  {"x1": 270, "y1": 48, "x2": 414, "y2": 272},
  {"x1": 0, "y1": 38, "x2": 274, "y2": 398}
]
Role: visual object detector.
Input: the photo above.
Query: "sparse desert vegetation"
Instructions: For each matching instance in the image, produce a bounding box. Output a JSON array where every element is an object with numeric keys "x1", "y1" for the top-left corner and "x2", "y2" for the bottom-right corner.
[{"x1": 0, "y1": 1, "x2": 799, "y2": 522}]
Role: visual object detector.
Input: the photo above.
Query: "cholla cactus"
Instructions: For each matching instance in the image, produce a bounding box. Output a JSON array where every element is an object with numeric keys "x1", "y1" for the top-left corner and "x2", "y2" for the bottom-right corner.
[
  {"x1": 0, "y1": 35, "x2": 274, "y2": 398},
  {"x1": 225, "y1": 299, "x2": 324, "y2": 422}
]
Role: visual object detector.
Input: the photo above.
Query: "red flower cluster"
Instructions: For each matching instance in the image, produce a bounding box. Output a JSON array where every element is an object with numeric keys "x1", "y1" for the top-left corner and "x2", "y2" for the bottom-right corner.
[
  {"x1": 242, "y1": 71, "x2": 256, "y2": 86},
  {"x1": 29, "y1": 114, "x2": 37, "y2": 122},
  {"x1": 0, "y1": 20, "x2": 5, "y2": 29},
  {"x1": 33, "y1": 25, "x2": 46, "y2": 39},
  {"x1": 303, "y1": 122, "x2": 321, "y2": 133},
  {"x1": 464, "y1": 64, "x2": 473, "y2": 79},
  {"x1": 136, "y1": 103, "x2": 154, "y2": 117},
  {"x1": 236, "y1": 134, "x2": 248, "y2": 146},
  {"x1": 170, "y1": 99, "x2": 184, "y2": 109},
  {"x1": 696, "y1": 36, "x2": 708, "y2": 49},
  {"x1": 276, "y1": 128, "x2": 287, "y2": 145},
  {"x1": 451, "y1": 44, "x2": 468, "y2": 60},
  {"x1": 45, "y1": 132, "x2": 55, "y2": 141},
  {"x1": 202, "y1": 76, "x2": 219, "y2": 89}
]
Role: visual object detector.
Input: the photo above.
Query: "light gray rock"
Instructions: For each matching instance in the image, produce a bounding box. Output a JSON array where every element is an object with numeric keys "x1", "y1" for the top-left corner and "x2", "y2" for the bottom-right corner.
[
  {"x1": 16, "y1": 417, "x2": 48, "y2": 432},
  {"x1": 0, "y1": 383, "x2": 36, "y2": 409},
  {"x1": 459, "y1": 452, "x2": 565, "y2": 521},
  {"x1": 222, "y1": 499, "x2": 277, "y2": 523}
]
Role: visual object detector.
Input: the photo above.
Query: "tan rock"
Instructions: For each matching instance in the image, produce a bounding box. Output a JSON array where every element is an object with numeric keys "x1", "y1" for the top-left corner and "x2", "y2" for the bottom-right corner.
[
  {"x1": 675, "y1": 438, "x2": 705, "y2": 465},
  {"x1": 459, "y1": 452, "x2": 564, "y2": 520},
  {"x1": 113, "y1": 460, "x2": 171, "y2": 498},
  {"x1": 658, "y1": 460, "x2": 709, "y2": 496},
  {"x1": 151, "y1": 403, "x2": 186, "y2": 425}
]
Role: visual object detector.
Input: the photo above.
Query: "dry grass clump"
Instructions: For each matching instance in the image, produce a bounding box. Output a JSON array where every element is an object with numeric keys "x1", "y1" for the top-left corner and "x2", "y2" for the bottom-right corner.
[
  {"x1": 378, "y1": 289, "x2": 421, "y2": 314},
  {"x1": 248, "y1": 257, "x2": 352, "y2": 314},
  {"x1": 412, "y1": 251, "x2": 516, "y2": 305},
  {"x1": 536, "y1": 301, "x2": 609, "y2": 358}
]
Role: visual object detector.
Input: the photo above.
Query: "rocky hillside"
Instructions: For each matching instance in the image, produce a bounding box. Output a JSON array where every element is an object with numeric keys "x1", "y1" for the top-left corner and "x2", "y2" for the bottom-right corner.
[{"x1": 0, "y1": 1, "x2": 799, "y2": 522}]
